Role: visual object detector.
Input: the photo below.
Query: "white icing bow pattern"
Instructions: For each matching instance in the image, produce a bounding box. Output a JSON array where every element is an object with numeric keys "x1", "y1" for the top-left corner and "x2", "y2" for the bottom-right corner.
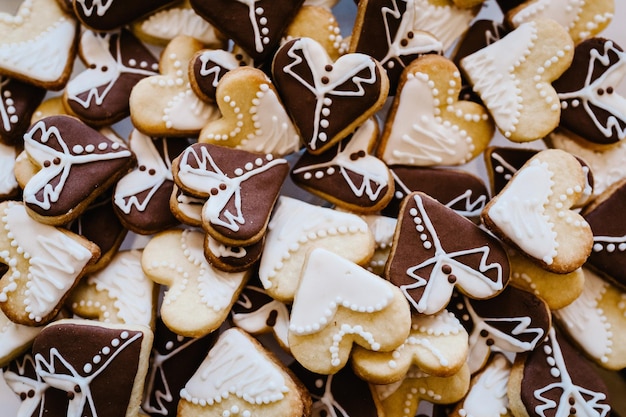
[
  {"x1": 176, "y1": 144, "x2": 286, "y2": 233},
  {"x1": 74, "y1": 0, "x2": 114, "y2": 17},
  {"x1": 67, "y1": 30, "x2": 159, "y2": 111},
  {"x1": 23, "y1": 119, "x2": 132, "y2": 210},
  {"x1": 280, "y1": 38, "x2": 379, "y2": 152},
  {"x1": 401, "y1": 194, "x2": 505, "y2": 314}
]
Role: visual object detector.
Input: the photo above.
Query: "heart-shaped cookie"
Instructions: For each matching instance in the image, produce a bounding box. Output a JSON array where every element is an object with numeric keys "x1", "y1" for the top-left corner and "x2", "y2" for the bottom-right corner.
[
  {"x1": 22, "y1": 115, "x2": 136, "y2": 226},
  {"x1": 352, "y1": 309, "x2": 469, "y2": 383},
  {"x1": 506, "y1": 0, "x2": 613, "y2": 44},
  {"x1": 172, "y1": 142, "x2": 289, "y2": 246},
  {"x1": 129, "y1": 35, "x2": 219, "y2": 137},
  {"x1": 258, "y1": 196, "x2": 375, "y2": 302},
  {"x1": 0, "y1": 202, "x2": 100, "y2": 325},
  {"x1": 272, "y1": 37, "x2": 389, "y2": 154},
  {"x1": 198, "y1": 66, "x2": 301, "y2": 157},
  {"x1": 378, "y1": 54, "x2": 494, "y2": 166},
  {"x1": 288, "y1": 248, "x2": 411, "y2": 375},
  {"x1": 554, "y1": 37, "x2": 626, "y2": 145},
  {"x1": 482, "y1": 149, "x2": 593, "y2": 274},
  {"x1": 189, "y1": 48, "x2": 253, "y2": 103},
  {"x1": 386, "y1": 192, "x2": 510, "y2": 315},
  {"x1": 141, "y1": 229, "x2": 250, "y2": 337},
  {"x1": 291, "y1": 117, "x2": 394, "y2": 213},
  {"x1": 0, "y1": 0, "x2": 79, "y2": 90},
  {"x1": 64, "y1": 28, "x2": 160, "y2": 126},
  {"x1": 0, "y1": 76, "x2": 46, "y2": 144},
  {"x1": 460, "y1": 18, "x2": 574, "y2": 142},
  {"x1": 189, "y1": 0, "x2": 305, "y2": 62},
  {"x1": 283, "y1": 6, "x2": 348, "y2": 61}
]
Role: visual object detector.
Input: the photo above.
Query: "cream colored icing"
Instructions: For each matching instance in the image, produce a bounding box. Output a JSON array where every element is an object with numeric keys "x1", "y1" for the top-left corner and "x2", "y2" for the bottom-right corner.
[
  {"x1": 258, "y1": 196, "x2": 372, "y2": 299},
  {"x1": 82, "y1": 250, "x2": 153, "y2": 326},
  {"x1": 381, "y1": 71, "x2": 478, "y2": 166},
  {"x1": 457, "y1": 354, "x2": 511, "y2": 417},
  {"x1": 0, "y1": 142, "x2": 17, "y2": 197},
  {"x1": 138, "y1": 4, "x2": 222, "y2": 45},
  {"x1": 553, "y1": 268, "x2": 613, "y2": 365},
  {"x1": 114, "y1": 130, "x2": 173, "y2": 214},
  {"x1": 412, "y1": 0, "x2": 476, "y2": 50},
  {"x1": 180, "y1": 328, "x2": 289, "y2": 406},
  {"x1": 0, "y1": 0, "x2": 77, "y2": 85},
  {"x1": 486, "y1": 159, "x2": 558, "y2": 265},
  {"x1": 0, "y1": 309, "x2": 41, "y2": 361},
  {"x1": 0, "y1": 202, "x2": 93, "y2": 323}
]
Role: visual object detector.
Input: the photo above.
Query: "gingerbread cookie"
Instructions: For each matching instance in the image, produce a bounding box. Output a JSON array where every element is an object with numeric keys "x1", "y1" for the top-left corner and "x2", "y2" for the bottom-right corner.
[
  {"x1": 189, "y1": 0, "x2": 305, "y2": 62},
  {"x1": 482, "y1": 149, "x2": 593, "y2": 274},
  {"x1": 386, "y1": 192, "x2": 510, "y2": 315},
  {"x1": 506, "y1": 0, "x2": 614, "y2": 45},
  {"x1": 350, "y1": 0, "x2": 444, "y2": 93},
  {"x1": 197, "y1": 66, "x2": 301, "y2": 157},
  {"x1": 0, "y1": 0, "x2": 79, "y2": 90},
  {"x1": 0, "y1": 76, "x2": 46, "y2": 144},
  {"x1": 382, "y1": 165, "x2": 490, "y2": 221},
  {"x1": 508, "y1": 327, "x2": 612, "y2": 417},
  {"x1": 141, "y1": 317, "x2": 218, "y2": 417},
  {"x1": 449, "y1": 285, "x2": 551, "y2": 374},
  {"x1": 554, "y1": 37, "x2": 626, "y2": 146},
  {"x1": 0, "y1": 201, "x2": 100, "y2": 325},
  {"x1": 131, "y1": 0, "x2": 225, "y2": 47},
  {"x1": 30, "y1": 319, "x2": 153, "y2": 417},
  {"x1": 129, "y1": 35, "x2": 219, "y2": 137},
  {"x1": 460, "y1": 18, "x2": 574, "y2": 142},
  {"x1": 351, "y1": 309, "x2": 469, "y2": 383},
  {"x1": 554, "y1": 267, "x2": 626, "y2": 371},
  {"x1": 113, "y1": 130, "x2": 190, "y2": 235},
  {"x1": 188, "y1": 48, "x2": 253, "y2": 103},
  {"x1": 291, "y1": 117, "x2": 394, "y2": 213},
  {"x1": 169, "y1": 184, "x2": 204, "y2": 227},
  {"x1": 288, "y1": 247, "x2": 411, "y2": 375},
  {"x1": 272, "y1": 37, "x2": 389, "y2": 154},
  {"x1": 258, "y1": 196, "x2": 375, "y2": 302},
  {"x1": 172, "y1": 142, "x2": 289, "y2": 246},
  {"x1": 205, "y1": 235, "x2": 265, "y2": 273},
  {"x1": 178, "y1": 327, "x2": 311, "y2": 417},
  {"x1": 283, "y1": 5, "x2": 348, "y2": 62},
  {"x1": 63, "y1": 28, "x2": 160, "y2": 127},
  {"x1": 373, "y1": 364, "x2": 470, "y2": 417},
  {"x1": 67, "y1": 250, "x2": 157, "y2": 327},
  {"x1": 378, "y1": 54, "x2": 494, "y2": 166},
  {"x1": 21, "y1": 115, "x2": 136, "y2": 226},
  {"x1": 73, "y1": 0, "x2": 177, "y2": 31},
  {"x1": 507, "y1": 245, "x2": 585, "y2": 310},
  {"x1": 141, "y1": 228, "x2": 250, "y2": 337}
]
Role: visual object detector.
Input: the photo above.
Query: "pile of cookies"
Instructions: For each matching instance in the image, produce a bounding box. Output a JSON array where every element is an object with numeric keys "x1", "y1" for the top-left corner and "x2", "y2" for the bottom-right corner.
[{"x1": 0, "y1": 0, "x2": 625, "y2": 416}]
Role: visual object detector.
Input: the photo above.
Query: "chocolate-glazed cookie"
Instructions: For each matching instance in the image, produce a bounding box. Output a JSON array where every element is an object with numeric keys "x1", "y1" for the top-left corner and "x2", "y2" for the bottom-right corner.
[
  {"x1": 73, "y1": 0, "x2": 177, "y2": 31},
  {"x1": 0, "y1": 76, "x2": 46, "y2": 145}
]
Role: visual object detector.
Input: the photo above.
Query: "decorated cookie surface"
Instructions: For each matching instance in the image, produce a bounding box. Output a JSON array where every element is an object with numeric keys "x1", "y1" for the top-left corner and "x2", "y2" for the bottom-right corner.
[
  {"x1": 73, "y1": 0, "x2": 177, "y2": 31},
  {"x1": 189, "y1": 48, "x2": 252, "y2": 103},
  {"x1": 554, "y1": 37, "x2": 626, "y2": 145},
  {"x1": 291, "y1": 117, "x2": 394, "y2": 213},
  {"x1": 22, "y1": 115, "x2": 136, "y2": 225},
  {"x1": 0, "y1": 0, "x2": 79, "y2": 90},
  {"x1": 0, "y1": 76, "x2": 46, "y2": 144},
  {"x1": 379, "y1": 54, "x2": 493, "y2": 167},
  {"x1": 386, "y1": 192, "x2": 509, "y2": 315},
  {"x1": 272, "y1": 37, "x2": 389, "y2": 154},
  {"x1": 172, "y1": 142, "x2": 289, "y2": 246},
  {"x1": 64, "y1": 29, "x2": 160, "y2": 126}
]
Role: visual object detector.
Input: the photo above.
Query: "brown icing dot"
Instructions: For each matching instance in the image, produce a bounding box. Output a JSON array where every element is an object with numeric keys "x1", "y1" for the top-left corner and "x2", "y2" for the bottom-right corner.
[
  {"x1": 219, "y1": 183, "x2": 227, "y2": 191},
  {"x1": 74, "y1": 385, "x2": 81, "y2": 393},
  {"x1": 325, "y1": 65, "x2": 333, "y2": 72},
  {"x1": 210, "y1": 188, "x2": 219, "y2": 196},
  {"x1": 597, "y1": 88, "x2": 604, "y2": 95},
  {"x1": 53, "y1": 157, "x2": 61, "y2": 165},
  {"x1": 321, "y1": 76, "x2": 329, "y2": 84},
  {"x1": 570, "y1": 408, "x2": 577, "y2": 415},
  {"x1": 350, "y1": 152, "x2": 362, "y2": 161},
  {"x1": 486, "y1": 338, "x2": 495, "y2": 346},
  {"x1": 400, "y1": 39, "x2": 409, "y2": 47},
  {"x1": 569, "y1": 397, "x2": 576, "y2": 405},
  {"x1": 448, "y1": 274, "x2": 457, "y2": 284},
  {"x1": 43, "y1": 160, "x2": 51, "y2": 168},
  {"x1": 20, "y1": 393, "x2": 27, "y2": 400},
  {"x1": 480, "y1": 329, "x2": 489, "y2": 338},
  {"x1": 441, "y1": 264, "x2": 452, "y2": 274},
  {"x1": 607, "y1": 87, "x2": 614, "y2": 94},
  {"x1": 235, "y1": 54, "x2": 244, "y2": 60},
  {"x1": 101, "y1": 66, "x2": 108, "y2": 72},
  {"x1": 266, "y1": 309, "x2": 278, "y2": 327},
  {"x1": 67, "y1": 391, "x2": 75, "y2": 400},
  {"x1": 139, "y1": 165, "x2": 146, "y2": 171},
  {"x1": 89, "y1": 63, "x2": 97, "y2": 69},
  {"x1": 148, "y1": 169, "x2": 156, "y2": 175},
  {"x1": 407, "y1": 31, "x2": 414, "y2": 39}
]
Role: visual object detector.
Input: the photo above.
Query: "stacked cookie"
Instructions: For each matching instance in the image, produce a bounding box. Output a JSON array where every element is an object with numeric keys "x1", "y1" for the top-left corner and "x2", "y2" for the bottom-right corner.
[{"x1": 0, "y1": 0, "x2": 625, "y2": 416}]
